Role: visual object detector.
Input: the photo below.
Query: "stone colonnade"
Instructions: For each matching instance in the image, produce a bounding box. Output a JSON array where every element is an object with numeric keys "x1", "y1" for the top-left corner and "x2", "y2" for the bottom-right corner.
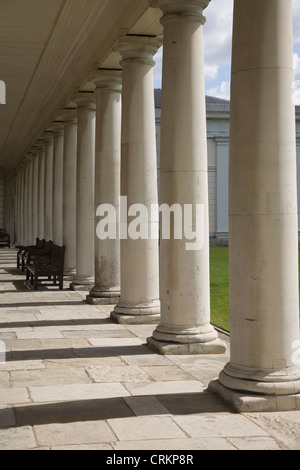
[{"x1": 4, "y1": 0, "x2": 300, "y2": 412}]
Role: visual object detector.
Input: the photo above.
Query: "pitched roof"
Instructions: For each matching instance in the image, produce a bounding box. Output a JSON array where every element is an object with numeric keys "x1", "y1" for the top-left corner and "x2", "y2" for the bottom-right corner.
[{"x1": 154, "y1": 89, "x2": 230, "y2": 113}]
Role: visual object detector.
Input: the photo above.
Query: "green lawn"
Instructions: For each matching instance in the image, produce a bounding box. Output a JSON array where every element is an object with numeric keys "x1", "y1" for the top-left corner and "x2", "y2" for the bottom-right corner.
[
  {"x1": 210, "y1": 246, "x2": 300, "y2": 333},
  {"x1": 210, "y1": 247, "x2": 230, "y2": 332}
]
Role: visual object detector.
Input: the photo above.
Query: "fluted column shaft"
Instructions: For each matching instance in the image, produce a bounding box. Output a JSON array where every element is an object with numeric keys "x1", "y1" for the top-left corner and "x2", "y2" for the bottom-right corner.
[
  {"x1": 62, "y1": 108, "x2": 77, "y2": 277},
  {"x1": 52, "y1": 125, "x2": 64, "y2": 245},
  {"x1": 43, "y1": 132, "x2": 54, "y2": 241},
  {"x1": 27, "y1": 157, "x2": 33, "y2": 245},
  {"x1": 210, "y1": 0, "x2": 300, "y2": 412},
  {"x1": 87, "y1": 70, "x2": 122, "y2": 305},
  {"x1": 32, "y1": 150, "x2": 39, "y2": 241},
  {"x1": 111, "y1": 36, "x2": 161, "y2": 324},
  {"x1": 70, "y1": 92, "x2": 96, "y2": 290},
  {"x1": 148, "y1": 0, "x2": 225, "y2": 353},
  {"x1": 37, "y1": 142, "x2": 45, "y2": 240}
]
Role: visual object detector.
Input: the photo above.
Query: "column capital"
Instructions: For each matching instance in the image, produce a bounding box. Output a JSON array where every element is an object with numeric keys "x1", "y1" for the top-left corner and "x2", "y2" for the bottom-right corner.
[
  {"x1": 113, "y1": 35, "x2": 162, "y2": 66},
  {"x1": 73, "y1": 91, "x2": 96, "y2": 110},
  {"x1": 24, "y1": 153, "x2": 33, "y2": 163},
  {"x1": 60, "y1": 107, "x2": 78, "y2": 124},
  {"x1": 42, "y1": 131, "x2": 54, "y2": 143},
  {"x1": 29, "y1": 145, "x2": 39, "y2": 156},
  {"x1": 35, "y1": 137, "x2": 46, "y2": 150},
  {"x1": 89, "y1": 69, "x2": 122, "y2": 93},
  {"x1": 149, "y1": 0, "x2": 209, "y2": 22},
  {"x1": 49, "y1": 121, "x2": 64, "y2": 135}
]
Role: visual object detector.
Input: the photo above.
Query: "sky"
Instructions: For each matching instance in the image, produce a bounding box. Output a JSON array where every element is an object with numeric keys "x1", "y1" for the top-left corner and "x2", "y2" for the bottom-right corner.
[{"x1": 153, "y1": 0, "x2": 300, "y2": 105}]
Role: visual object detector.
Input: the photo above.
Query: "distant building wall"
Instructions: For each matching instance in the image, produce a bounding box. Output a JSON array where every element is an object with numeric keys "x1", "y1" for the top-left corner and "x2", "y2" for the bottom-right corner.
[{"x1": 155, "y1": 90, "x2": 231, "y2": 246}]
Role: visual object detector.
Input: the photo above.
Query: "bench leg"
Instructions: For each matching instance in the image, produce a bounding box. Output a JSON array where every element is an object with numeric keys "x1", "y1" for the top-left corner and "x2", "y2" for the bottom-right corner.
[{"x1": 33, "y1": 274, "x2": 38, "y2": 290}]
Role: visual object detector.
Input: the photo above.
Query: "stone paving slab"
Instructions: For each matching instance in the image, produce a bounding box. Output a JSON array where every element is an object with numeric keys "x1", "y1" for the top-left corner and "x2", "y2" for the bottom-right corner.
[
  {"x1": 87, "y1": 365, "x2": 152, "y2": 383},
  {"x1": 123, "y1": 396, "x2": 170, "y2": 417},
  {"x1": 173, "y1": 414, "x2": 269, "y2": 438},
  {"x1": 0, "y1": 360, "x2": 46, "y2": 371},
  {"x1": 10, "y1": 368, "x2": 92, "y2": 387},
  {"x1": 52, "y1": 443, "x2": 113, "y2": 450},
  {"x1": 141, "y1": 365, "x2": 198, "y2": 382},
  {"x1": 42, "y1": 357, "x2": 124, "y2": 368},
  {"x1": 34, "y1": 421, "x2": 116, "y2": 447},
  {"x1": 13, "y1": 397, "x2": 135, "y2": 426},
  {"x1": 124, "y1": 380, "x2": 205, "y2": 396},
  {"x1": 113, "y1": 438, "x2": 237, "y2": 451},
  {"x1": 0, "y1": 254, "x2": 299, "y2": 450},
  {"x1": 245, "y1": 412, "x2": 300, "y2": 450},
  {"x1": 0, "y1": 387, "x2": 30, "y2": 405},
  {"x1": 0, "y1": 406, "x2": 16, "y2": 427},
  {"x1": 29, "y1": 382, "x2": 131, "y2": 403},
  {"x1": 0, "y1": 426, "x2": 37, "y2": 450},
  {"x1": 0, "y1": 371, "x2": 10, "y2": 388},
  {"x1": 108, "y1": 416, "x2": 187, "y2": 441}
]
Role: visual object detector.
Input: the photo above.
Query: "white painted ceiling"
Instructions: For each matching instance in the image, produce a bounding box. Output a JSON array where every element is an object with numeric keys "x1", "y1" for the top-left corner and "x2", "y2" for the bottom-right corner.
[{"x1": 0, "y1": 0, "x2": 162, "y2": 173}]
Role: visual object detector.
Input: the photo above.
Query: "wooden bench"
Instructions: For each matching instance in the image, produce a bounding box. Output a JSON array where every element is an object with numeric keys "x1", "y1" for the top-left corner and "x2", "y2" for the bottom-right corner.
[
  {"x1": 26, "y1": 244, "x2": 65, "y2": 290},
  {"x1": 17, "y1": 238, "x2": 45, "y2": 270},
  {"x1": 23, "y1": 240, "x2": 53, "y2": 272}
]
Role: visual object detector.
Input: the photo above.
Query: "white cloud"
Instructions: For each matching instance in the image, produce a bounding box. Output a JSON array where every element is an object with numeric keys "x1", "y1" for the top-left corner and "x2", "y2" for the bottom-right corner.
[
  {"x1": 203, "y1": 0, "x2": 233, "y2": 70},
  {"x1": 205, "y1": 63, "x2": 219, "y2": 80},
  {"x1": 294, "y1": 52, "x2": 300, "y2": 80},
  {"x1": 153, "y1": 48, "x2": 163, "y2": 88},
  {"x1": 206, "y1": 81, "x2": 231, "y2": 101},
  {"x1": 293, "y1": 53, "x2": 300, "y2": 104},
  {"x1": 293, "y1": 0, "x2": 300, "y2": 44}
]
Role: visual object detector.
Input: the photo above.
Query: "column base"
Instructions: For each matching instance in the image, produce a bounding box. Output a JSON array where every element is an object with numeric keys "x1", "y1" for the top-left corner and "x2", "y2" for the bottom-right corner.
[
  {"x1": 86, "y1": 294, "x2": 120, "y2": 305},
  {"x1": 70, "y1": 276, "x2": 95, "y2": 291},
  {"x1": 110, "y1": 301, "x2": 160, "y2": 325},
  {"x1": 209, "y1": 362, "x2": 300, "y2": 412},
  {"x1": 146, "y1": 323, "x2": 227, "y2": 355},
  {"x1": 86, "y1": 286, "x2": 120, "y2": 305},
  {"x1": 63, "y1": 269, "x2": 76, "y2": 281},
  {"x1": 209, "y1": 379, "x2": 300, "y2": 413},
  {"x1": 147, "y1": 336, "x2": 227, "y2": 355}
]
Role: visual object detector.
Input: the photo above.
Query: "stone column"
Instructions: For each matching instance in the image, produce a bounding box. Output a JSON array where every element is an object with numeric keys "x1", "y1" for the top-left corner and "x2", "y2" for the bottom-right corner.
[
  {"x1": 70, "y1": 92, "x2": 96, "y2": 290},
  {"x1": 19, "y1": 164, "x2": 25, "y2": 245},
  {"x1": 24, "y1": 157, "x2": 31, "y2": 246},
  {"x1": 110, "y1": 36, "x2": 161, "y2": 324},
  {"x1": 147, "y1": 0, "x2": 226, "y2": 353},
  {"x1": 27, "y1": 155, "x2": 34, "y2": 245},
  {"x1": 52, "y1": 123, "x2": 64, "y2": 245},
  {"x1": 61, "y1": 106, "x2": 77, "y2": 277},
  {"x1": 31, "y1": 149, "x2": 39, "y2": 241},
  {"x1": 87, "y1": 70, "x2": 122, "y2": 305},
  {"x1": 15, "y1": 171, "x2": 20, "y2": 244},
  {"x1": 209, "y1": 0, "x2": 300, "y2": 411},
  {"x1": 43, "y1": 131, "x2": 54, "y2": 241},
  {"x1": 37, "y1": 140, "x2": 45, "y2": 240}
]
